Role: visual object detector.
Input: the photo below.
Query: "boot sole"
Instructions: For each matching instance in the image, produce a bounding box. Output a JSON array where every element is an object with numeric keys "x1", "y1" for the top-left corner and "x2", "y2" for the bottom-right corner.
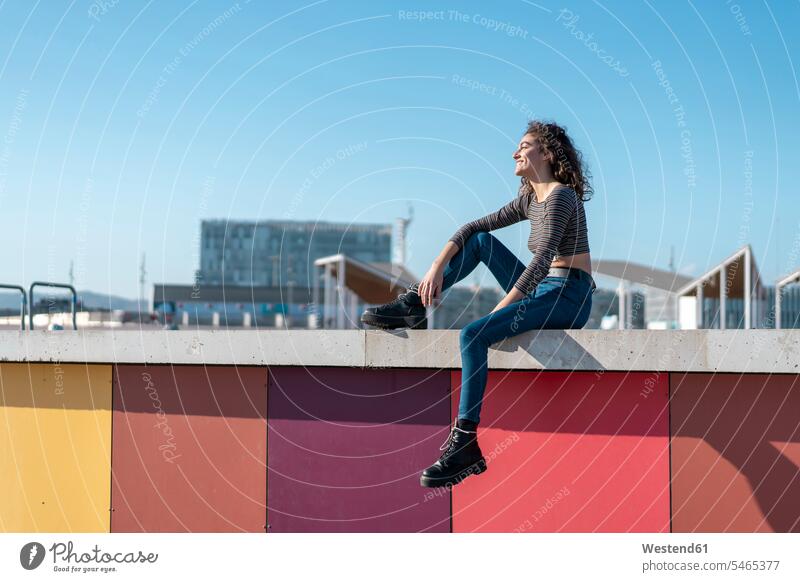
[
  {"x1": 360, "y1": 313, "x2": 427, "y2": 330},
  {"x1": 419, "y1": 458, "x2": 487, "y2": 488}
]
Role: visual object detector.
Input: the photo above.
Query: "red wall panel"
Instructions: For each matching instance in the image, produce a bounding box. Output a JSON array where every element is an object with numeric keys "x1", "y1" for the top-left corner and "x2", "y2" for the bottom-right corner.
[
  {"x1": 451, "y1": 370, "x2": 670, "y2": 532},
  {"x1": 671, "y1": 373, "x2": 800, "y2": 532},
  {"x1": 267, "y1": 367, "x2": 451, "y2": 532},
  {"x1": 111, "y1": 365, "x2": 267, "y2": 532}
]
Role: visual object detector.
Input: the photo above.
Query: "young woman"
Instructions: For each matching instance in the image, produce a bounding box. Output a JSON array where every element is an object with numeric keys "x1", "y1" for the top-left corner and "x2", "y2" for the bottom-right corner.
[{"x1": 361, "y1": 120, "x2": 596, "y2": 488}]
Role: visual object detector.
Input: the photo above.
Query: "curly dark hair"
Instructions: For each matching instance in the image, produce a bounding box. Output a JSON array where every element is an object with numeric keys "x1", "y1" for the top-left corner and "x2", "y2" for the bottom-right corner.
[{"x1": 518, "y1": 120, "x2": 593, "y2": 202}]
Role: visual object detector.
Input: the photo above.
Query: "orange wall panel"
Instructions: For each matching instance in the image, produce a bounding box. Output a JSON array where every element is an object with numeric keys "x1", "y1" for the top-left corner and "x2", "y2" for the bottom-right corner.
[
  {"x1": 671, "y1": 373, "x2": 800, "y2": 532},
  {"x1": 111, "y1": 365, "x2": 267, "y2": 532}
]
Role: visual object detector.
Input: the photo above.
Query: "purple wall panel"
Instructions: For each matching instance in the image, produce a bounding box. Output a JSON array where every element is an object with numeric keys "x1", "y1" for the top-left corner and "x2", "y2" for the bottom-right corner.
[{"x1": 267, "y1": 367, "x2": 451, "y2": 532}]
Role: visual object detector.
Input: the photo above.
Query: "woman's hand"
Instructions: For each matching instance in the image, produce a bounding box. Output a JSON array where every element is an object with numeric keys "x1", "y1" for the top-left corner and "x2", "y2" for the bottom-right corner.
[
  {"x1": 417, "y1": 265, "x2": 444, "y2": 307},
  {"x1": 490, "y1": 303, "x2": 504, "y2": 314}
]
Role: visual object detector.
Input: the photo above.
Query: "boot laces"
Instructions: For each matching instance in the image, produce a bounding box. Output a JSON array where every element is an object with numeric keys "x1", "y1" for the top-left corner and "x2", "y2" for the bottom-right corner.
[
  {"x1": 377, "y1": 285, "x2": 418, "y2": 309},
  {"x1": 438, "y1": 424, "x2": 474, "y2": 459},
  {"x1": 377, "y1": 294, "x2": 407, "y2": 310}
]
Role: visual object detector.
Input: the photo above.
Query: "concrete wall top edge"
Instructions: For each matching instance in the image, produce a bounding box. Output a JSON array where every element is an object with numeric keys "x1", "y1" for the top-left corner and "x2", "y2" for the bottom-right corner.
[{"x1": 0, "y1": 329, "x2": 797, "y2": 373}]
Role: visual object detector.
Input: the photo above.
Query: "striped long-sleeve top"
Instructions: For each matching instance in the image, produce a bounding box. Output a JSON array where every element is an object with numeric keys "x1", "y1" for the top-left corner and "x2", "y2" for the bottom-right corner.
[{"x1": 448, "y1": 185, "x2": 590, "y2": 296}]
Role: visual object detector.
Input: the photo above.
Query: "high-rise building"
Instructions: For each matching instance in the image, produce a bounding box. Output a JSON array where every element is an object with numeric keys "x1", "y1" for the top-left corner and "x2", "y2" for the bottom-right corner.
[{"x1": 199, "y1": 219, "x2": 392, "y2": 288}]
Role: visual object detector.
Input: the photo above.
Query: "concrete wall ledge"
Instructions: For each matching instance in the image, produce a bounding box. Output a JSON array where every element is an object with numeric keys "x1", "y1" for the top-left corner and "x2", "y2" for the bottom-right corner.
[{"x1": 0, "y1": 329, "x2": 798, "y2": 373}]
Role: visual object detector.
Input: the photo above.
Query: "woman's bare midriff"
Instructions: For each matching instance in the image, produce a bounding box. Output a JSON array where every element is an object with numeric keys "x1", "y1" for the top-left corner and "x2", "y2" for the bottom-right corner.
[{"x1": 550, "y1": 251, "x2": 592, "y2": 277}]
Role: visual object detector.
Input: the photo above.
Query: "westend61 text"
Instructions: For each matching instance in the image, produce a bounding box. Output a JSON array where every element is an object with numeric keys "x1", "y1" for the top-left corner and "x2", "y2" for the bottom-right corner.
[{"x1": 643, "y1": 543, "x2": 708, "y2": 554}]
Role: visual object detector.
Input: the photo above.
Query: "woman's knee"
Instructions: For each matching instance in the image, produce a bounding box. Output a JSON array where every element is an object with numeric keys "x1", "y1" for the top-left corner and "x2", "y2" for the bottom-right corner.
[
  {"x1": 465, "y1": 231, "x2": 495, "y2": 252},
  {"x1": 459, "y1": 321, "x2": 480, "y2": 344},
  {"x1": 463, "y1": 232, "x2": 499, "y2": 264}
]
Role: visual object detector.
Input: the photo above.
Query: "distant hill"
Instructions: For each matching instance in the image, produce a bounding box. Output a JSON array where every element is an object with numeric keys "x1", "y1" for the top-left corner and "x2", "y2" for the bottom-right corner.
[
  {"x1": 0, "y1": 289, "x2": 141, "y2": 311},
  {"x1": 75, "y1": 290, "x2": 142, "y2": 311}
]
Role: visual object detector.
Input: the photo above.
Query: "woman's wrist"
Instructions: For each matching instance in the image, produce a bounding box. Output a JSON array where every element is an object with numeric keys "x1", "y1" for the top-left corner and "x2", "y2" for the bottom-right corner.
[{"x1": 506, "y1": 287, "x2": 525, "y2": 303}]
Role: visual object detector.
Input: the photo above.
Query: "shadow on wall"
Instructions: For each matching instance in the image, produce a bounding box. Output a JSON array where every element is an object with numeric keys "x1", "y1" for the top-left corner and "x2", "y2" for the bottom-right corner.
[{"x1": 671, "y1": 373, "x2": 800, "y2": 533}]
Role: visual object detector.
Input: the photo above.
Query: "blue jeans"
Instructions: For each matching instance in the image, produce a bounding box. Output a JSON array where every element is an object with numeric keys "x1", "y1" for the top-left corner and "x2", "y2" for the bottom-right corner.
[{"x1": 440, "y1": 231, "x2": 595, "y2": 424}]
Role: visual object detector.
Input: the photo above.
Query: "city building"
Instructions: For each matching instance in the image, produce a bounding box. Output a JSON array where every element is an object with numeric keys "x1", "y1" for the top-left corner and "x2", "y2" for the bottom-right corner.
[
  {"x1": 199, "y1": 219, "x2": 393, "y2": 289},
  {"x1": 433, "y1": 285, "x2": 504, "y2": 329},
  {"x1": 153, "y1": 283, "x2": 314, "y2": 328}
]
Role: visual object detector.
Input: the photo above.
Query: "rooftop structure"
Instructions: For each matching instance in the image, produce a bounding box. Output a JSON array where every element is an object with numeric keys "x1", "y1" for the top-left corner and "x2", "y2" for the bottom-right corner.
[{"x1": 674, "y1": 245, "x2": 767, "y2": 329}]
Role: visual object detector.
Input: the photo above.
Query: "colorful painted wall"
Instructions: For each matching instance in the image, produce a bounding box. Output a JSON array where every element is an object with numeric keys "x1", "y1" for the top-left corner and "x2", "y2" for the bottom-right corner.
[{"x1": 0, "y1": 363, "x2": 797, "y2": 532}]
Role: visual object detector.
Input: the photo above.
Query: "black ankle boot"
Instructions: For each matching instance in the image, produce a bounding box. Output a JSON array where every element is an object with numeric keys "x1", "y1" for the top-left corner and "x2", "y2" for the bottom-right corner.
[
  {"x1": 420, "y1": 419, "x2": 486, "y2": 488},
  {"x1": 360, "y1": 283, "x2": 427, "y2": 330}
]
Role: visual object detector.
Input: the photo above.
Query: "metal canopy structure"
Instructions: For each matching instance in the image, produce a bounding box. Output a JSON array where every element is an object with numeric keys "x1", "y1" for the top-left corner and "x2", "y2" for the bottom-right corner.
[
  {"x1": 313, "y1": 254, "x2": 419, "y2": 329},
  {"x1": 674, "y1": 245, "x2": 766, "y2": 329},
  {"x1": 590, "y1": 259, "x2": 692, "y2": 329},
  {"x1": 775, "y1": 268, "x2": 800, "y2": 329},
  {"x1": 591, "y1": 259, "x2": 692, "y2": 292}
]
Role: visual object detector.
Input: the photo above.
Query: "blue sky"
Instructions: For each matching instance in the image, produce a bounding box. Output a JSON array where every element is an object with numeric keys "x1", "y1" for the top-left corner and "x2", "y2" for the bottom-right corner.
[{"x1": 0, "y1": 0, "x2": 798, "y2": 299}]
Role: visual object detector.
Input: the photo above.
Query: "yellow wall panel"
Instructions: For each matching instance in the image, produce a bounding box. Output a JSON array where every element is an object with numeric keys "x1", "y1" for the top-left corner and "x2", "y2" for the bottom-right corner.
[{"x1": 0, "y1": 363, "x2": 112, "y2": 532}]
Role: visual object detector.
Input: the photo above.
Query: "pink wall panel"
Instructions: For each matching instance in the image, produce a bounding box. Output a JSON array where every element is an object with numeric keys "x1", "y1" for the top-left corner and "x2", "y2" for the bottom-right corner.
[
  {"x1": 451, "y1": 370, "x2": 670, "y2": 532},
  {"x1": 671, "y1": 373, "x2": 800, "y2": 532},
  {"x1": 111, "y1": 365, "x2": 267, "y2": 532}
]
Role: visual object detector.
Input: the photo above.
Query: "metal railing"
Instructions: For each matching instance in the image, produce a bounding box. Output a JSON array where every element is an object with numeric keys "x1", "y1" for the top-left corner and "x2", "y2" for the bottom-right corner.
[
  {"x1": 28, "y1": 282, "x2": 78, "y2": 330},
  {"x1": 0, "y1": 284, "x2": 28, "y2": 330}
]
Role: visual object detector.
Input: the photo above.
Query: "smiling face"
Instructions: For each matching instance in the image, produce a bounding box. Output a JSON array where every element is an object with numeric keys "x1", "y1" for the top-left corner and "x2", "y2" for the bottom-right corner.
[{"x1": 513, "y1": 132, "x2": 551, "y2": 179}]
